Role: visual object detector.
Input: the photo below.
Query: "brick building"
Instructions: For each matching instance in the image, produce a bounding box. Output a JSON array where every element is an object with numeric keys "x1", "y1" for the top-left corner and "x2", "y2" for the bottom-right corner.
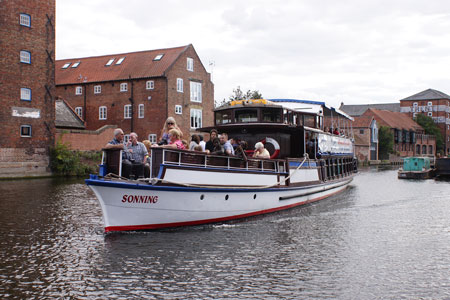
[
  {"x1": 399, "y1": 89, "x2": 450, "y2": 155},
  {"x1": 362, "y1": 109, "x2": 435, "y2": 158},
  {"x1": 55, "y1": 44, "x2": 214, "y2": 146},
  {"x1": 0, "y1": 0, "x2": 55, "y2": 177},
  {"x1": 351, "y1": 115, "x2": 378, "y2": 162}
]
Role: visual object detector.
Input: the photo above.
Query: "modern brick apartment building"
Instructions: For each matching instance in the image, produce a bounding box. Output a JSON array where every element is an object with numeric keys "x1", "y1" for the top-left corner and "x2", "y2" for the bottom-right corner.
[
  {"x1": 0, "y1": 0, "x2": 55, "y2": 177},
  {"x1": 400, "y1": 89, "x2": 450, "y2": 155},
  {"x1": 55, "y1": 44, "x2": 214, "y2": 145}
]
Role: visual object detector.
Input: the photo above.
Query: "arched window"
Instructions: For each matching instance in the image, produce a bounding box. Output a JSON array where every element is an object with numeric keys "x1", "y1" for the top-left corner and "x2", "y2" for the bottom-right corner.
[
  {"x1": 422, "y1": 145, "x2": 427, "y2": 154},
  {"x1": 416, "y1": 144, "x2": 420, "y2": 154},
  {"x1": 429, "y1": 145, "x2": 433, "y2": 155}
]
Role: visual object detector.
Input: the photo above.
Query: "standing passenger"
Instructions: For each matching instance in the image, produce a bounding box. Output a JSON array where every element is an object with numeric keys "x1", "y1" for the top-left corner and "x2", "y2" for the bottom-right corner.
[{"x1": 220, "y1": 133, "x2": 235, "y2": 155}]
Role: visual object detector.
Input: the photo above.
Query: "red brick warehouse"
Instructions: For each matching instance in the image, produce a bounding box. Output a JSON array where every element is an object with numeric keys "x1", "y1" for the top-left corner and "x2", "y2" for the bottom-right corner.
[
  {"x1": 0, "y1": 0, "x2": 56, "y2": 177},
  {"x1": 55, "y1": 44, "x2": 214, "y2": 145}
]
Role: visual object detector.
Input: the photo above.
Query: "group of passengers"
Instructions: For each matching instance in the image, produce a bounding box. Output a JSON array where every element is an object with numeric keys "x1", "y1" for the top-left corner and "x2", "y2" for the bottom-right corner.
[{"x1": 105, "y1": 117, "x2": 271, "y2": 179}]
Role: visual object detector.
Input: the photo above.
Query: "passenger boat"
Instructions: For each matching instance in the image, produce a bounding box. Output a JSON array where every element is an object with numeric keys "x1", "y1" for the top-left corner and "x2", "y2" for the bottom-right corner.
[
  {"x1": 86, "y1": 99, "x2": 357, "y2": 232},
  {"x1": 398, "y1": 156, "x2": 435, "y2": 179}
]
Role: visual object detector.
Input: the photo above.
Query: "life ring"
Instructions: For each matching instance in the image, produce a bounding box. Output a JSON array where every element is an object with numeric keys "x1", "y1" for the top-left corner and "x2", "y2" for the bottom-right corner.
[{"x1": 261, "y1": 137, "x2": 280, "y2": 159}]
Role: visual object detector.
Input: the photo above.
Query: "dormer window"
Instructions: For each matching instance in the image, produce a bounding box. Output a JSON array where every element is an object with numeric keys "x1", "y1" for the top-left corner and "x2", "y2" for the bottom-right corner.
[
  {"x1": 153, "y1": 54, "x2": 164, "y2": 61},
  {"x1": 71, "y1": 62, "x2": 80, "y2": 68},
  {"x1": 62, "y1": 63, "x2": 71, "y2": 69},
  {"x1": 105, "y1": 58, "x2": 115, "y2": 66},
  {"x1": 116, "y1": 57, "x2": 125, "y2": 65}
]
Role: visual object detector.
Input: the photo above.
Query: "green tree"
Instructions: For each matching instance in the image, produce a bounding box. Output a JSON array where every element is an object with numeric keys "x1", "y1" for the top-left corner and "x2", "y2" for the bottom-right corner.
[
  {"x1": 415, "y1": 113, "x2": 444, "y2": 153},
  {"x1": 378, "y1": 126, "x2": 394, "y2": 160},
  {"x1": 216, "y1": 86, "x2": 263, "y2": 107}
]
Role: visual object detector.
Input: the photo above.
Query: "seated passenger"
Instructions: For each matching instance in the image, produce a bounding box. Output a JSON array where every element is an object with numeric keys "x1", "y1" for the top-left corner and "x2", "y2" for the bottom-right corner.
[
  {"x1": 199, "y1": 135, "x2": 206, "y2": 152},
  {"x1": 210, "y1": 137, "x2": 225, "y2": 155},
  {"x1": 162, "y1": 129, "x2": 186, "y2": 150},
  {"x1": 126, "y1": 132, "x2": 149, "y2": 178},
  {"x1": 219, "y1": 133, "x2": 235, "y2": 155},
  {"x1": 158, "y1": 117, "x2": 183, "y2": 146},
  {"x1": 104, "y1": 128, "x2": 132, "y2": 178},
  {"x1": 253, "y1": 142, "x2": 270, "y2": 159},
  {"x1": 235, "y1": 140, "x2": 248, "y2": 161},
  {"x1": 189, "y1": 134, "x2": 201, "y2": 151},
  {"x1": 205, "y1": 129, "x2": 218, "y2": 152}
]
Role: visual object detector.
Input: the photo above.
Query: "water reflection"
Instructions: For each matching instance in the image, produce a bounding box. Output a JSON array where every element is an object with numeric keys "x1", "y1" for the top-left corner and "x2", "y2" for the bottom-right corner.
[{"x1": 1, "y1": 170, "x2": 449, "y2": 299}]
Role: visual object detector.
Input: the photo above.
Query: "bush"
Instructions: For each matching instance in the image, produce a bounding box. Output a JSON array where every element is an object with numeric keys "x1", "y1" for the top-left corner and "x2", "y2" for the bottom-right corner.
[{"x1": 50, "y1": 141, "x2": 101, "y2": 176}]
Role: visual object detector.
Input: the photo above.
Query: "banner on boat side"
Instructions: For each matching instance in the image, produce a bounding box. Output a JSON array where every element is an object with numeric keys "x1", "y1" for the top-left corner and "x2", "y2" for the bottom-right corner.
[{"x1": 317, "y1": 134, "x2": 353, "y2": 154}]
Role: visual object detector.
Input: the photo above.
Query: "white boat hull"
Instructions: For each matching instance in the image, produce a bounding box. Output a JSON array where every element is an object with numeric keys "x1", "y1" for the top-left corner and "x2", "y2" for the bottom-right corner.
[{"x1": 86, "y1": 176, "x2": 353, "y2": 232}]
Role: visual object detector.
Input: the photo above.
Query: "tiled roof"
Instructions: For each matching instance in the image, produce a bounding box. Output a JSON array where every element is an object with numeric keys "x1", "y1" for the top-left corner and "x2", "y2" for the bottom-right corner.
[
  {"x1": 55, "y1": 99, "x2": 85, "y2": 129},
  {"x1": 352, "y1": 115, "x2": 374, "y2": 128},
  {"x1": 400, "y1": 89, "x2": 450, "y2": 101},
  {"x1": 363, "y1": 108, "x2": 422, "y2": 132},
  {"x1": 56, "y1": 45, "x2": 190, "y2": 85},
  {"x1": 340, "y1": 103, "x2": 400, "y2": 116}
]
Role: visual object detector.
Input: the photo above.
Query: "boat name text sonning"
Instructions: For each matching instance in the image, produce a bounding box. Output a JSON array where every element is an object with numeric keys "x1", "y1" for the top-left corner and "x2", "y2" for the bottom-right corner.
[{"x1": 122, "y1": 195, "x2": 158, "y2": 204}]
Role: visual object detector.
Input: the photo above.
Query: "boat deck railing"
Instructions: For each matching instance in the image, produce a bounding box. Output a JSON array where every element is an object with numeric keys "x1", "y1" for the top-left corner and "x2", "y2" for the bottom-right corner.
[{"x1": 151, "y1": 148, "x2": 287, "y2": 177}]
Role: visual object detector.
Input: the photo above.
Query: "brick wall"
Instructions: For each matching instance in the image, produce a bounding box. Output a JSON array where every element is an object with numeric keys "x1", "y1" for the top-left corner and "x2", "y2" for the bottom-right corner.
[
  {"x1": 0, "y1": 0, "x2": 55, "y2": 177},
  {"x1": 55, "y1": 125, "x2": 117, "y2": 151}
]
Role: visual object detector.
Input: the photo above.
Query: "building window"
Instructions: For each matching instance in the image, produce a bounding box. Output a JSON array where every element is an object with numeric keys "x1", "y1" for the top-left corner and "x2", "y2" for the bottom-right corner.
[
  {"x1": 75, "y1": 86, "x2": 82, "y2": 95},
  {"x1": 187, "y1": 57, "x2": 194, "y2": 71},
  {"x1": 99, "y1": 106, "x2": 107, "y2": 120},
  {"x1": 62, "y1": 63, "x2": 71, "y2": 69},
  {"x1": 190, "y1": 109, "x2": 202, "y2": 129},
  {"x1": 20, "y1": 125, "x2": 31, "y2": 137},
  {"x1": 124, "y1": 134, "x2": 131, "y2": 144},
  {"x1": 413, "y1": 102, "x2": 418, "y2": 107},
  {"x1": 124, "y1": 104, "x2": 132, "y2": 119},
  {"x1": 20, "y1": 50, "x2": 31, "y2": 64},
  {"x1": 146, "y1": 80, "x2": 154, "y2": 90},
  {"x1": 190, "y1": 81, "x2": 202, "y2": 102},
  {"x1": 75, "y1": 107, "x2": 83, "y2": 118},
  {"x1": 177, "y1": 78, "x2": 183, "y2": 92},
  {"x1": 429, "y1": 145, "x2": 433, "y2": 154},
  {"x1": 105, "y1": 58, "x2": 115, "y2": 66},
  {"x1": 175, "y1": 105, "x2": 182, "y2": 115},
  {"x1": 428, "y1": 112, "x2": 433, "y2": 117},
  {"x1": 71, "y1": 62, "x2": 80, "y2": 68},
  {"x1": 120, "y1": 83, "x2": 128, "y2": 92},
  {"x1": 428, "y1": 101, "x2": 433, "y2": 106},
  {"x1": 148, "y1": 134, "x2": 157, "y2": 143},
  {"x1": 138, "y1": 104, "x2": 144, "y2": 118},
  {"x1": 94, "y1": 85, "x2": 101, "y2": 94},
  {"x1": 19, "y1": 13, "x2": 31, "y2": 27},
  {"x1": 154, "y1": 54, "x2": 164, "y2": 61},
  {"x1": 116, "y1": 57, "x2": 125, "y2": 65},
  {"x1": 359, "y1": 129, "x2": 364, "y2": 134},
  {"x1": 20, "y1": 88, "x2": 31, "y2": 101}
]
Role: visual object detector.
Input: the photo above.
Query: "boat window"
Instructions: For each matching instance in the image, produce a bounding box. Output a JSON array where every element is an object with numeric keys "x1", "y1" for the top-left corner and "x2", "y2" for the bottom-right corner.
[
  {"x1": 262, "y1": 108, "x2": 282, "y2": 123},
  {"x1": 304, "y1": 114, "x2": 315, "y2": 128},
  {"x1": 235, "y1": 109, "x2": 258, "y2": 123},
  {"x1": 215, "y1": 110, "x2": 232, "y2": 125}
]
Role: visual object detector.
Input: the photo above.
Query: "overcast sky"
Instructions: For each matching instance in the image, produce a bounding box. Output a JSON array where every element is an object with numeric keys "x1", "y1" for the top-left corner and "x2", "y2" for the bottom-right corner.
[{"x1": 56, "y1": 0, "x2": 450, "y2": 108}]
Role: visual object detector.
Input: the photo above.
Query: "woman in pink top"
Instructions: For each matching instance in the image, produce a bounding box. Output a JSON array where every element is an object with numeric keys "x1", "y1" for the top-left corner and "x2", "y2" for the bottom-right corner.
[{"x1": 163, "y1": 128, "x2": 185, "y2": 150}]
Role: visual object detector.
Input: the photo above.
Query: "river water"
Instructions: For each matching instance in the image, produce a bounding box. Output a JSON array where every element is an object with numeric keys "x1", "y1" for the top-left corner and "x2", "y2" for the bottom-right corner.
[{"x1": 1, "y1": 167, "x2": 449, "y2": 299}]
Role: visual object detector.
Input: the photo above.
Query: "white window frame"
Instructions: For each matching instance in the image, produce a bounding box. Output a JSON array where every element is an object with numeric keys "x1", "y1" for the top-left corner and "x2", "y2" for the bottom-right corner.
[
  {"x1": 138, "y1": 104, "x2": 144, "y2": 118},
  {"x1": 75, "y1": 107, "x2": 83, "y2": 118},
  {"x1": 20, "y1": 88, "x2": 31, "y2": 101},
  {"x1": 154, "y1": 54, "x2": 163, "y2": 61},
  {"x1": 20, "y1": 50, "x2": 31, "y2": 64},
  {"x1": 187, "y1": 57, "x2": 194, "y2": 71},
  {"x1": 413, "y1": 102, "x2": 418, "y2": 107},
  {"x1": 99, "y1": 106, "x2": 107, "y2": 120},
  {"x1": 20, "y1": 13, "x2": 31, "y2": 27},
  {"x1": 175, "y1": 105, "x2": 182, "y2": 115},
  {"x1": 71, "y1": 62, "x2": 80, "y2": 68},
  {"x1": 94, "y1": 85, "x2": 101, "y2": 94},
  {"x1": 190, "y1": 108, "x2": 202, "y2": 129},
  {"x1": 146, "y1": 80, "x2": 154, "y2": 90},
  {"x1": 120, "y1": 83, "x2": 128, "y2": 92},
  {"x1": 427, "y1": 101, "x2": 433, "y2": 106},
  {"x1": 75, "y1": 86, "x2": 82, "y2": 95},
  {"x1": 124, "y1": 104, "x2": 132, "y2": 119},
  {"x1": 428, "y1": 112, "x2": 433, "y2": 117},
  {"x1": 177, "y1": 78, "x2": 183, "y2": 92},
  {"x1": 116, "y1": 57, "x2": 125, "y2": 65},
  {"x1": 148, "y1": 134, "x2": 157, "y2": 144},
  {"x1": 105, "y1": 58, "x2": 115, "y2": 66},
  {"x1": 62, "y1": 63, "x2": 71, "y2": 69},
  {"x1": 124, "y1": 134, "x2": 131, "y2": 144},
  {"x1": 190, "y1": 81, "x2": 202, "y2": 102},
  {"x1": 20, "y1": 125, "x2": 32, "y2": 137}
]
